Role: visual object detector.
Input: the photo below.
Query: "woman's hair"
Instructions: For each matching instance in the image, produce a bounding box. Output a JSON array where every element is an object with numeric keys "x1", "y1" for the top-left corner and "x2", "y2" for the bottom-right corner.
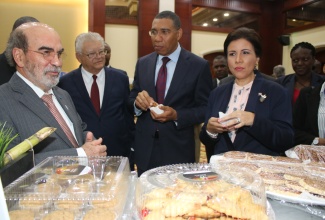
[
  {"x1": 223, "y1": 27, "x2": 262, "y2": 58},
  {"x1": 290, "y1": 42, "x2": 315, "y2": 57}
]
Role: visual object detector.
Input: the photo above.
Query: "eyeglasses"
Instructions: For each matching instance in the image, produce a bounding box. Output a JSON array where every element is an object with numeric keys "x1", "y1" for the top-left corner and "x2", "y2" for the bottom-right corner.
[
  {"x1": 29, "y1": 50, "x2": 65, "y2": 61},
  {"x1": 149, "y1": 29, "x2": 177, "y2": 37},
  {"x1": 83, "y1": 50, "x2": 107, "y2": 59}
]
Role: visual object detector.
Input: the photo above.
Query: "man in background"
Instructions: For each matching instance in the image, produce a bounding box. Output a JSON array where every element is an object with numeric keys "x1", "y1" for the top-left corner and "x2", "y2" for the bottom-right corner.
[
  {"x1": 104, "y1": 42, "x2": 128, "y2": 77},
  {"x1": 273, "y1": 64, "x2": 285, "y2": 79},
  {"x1": 0, "y1": 23, "x2": 106, "y2": 164},
  {"x1": 58, "y1": 32, "x2": 134, "y2": 165},
  {"x1": 313, "y1": 59, "x2": 323, "y2": 75},
  {"x1": 212, "y1": 55, "x2": 230, "y2": 89},
  {"x1": 0, "y1": 16, "x2": 39, "y2": 85}
]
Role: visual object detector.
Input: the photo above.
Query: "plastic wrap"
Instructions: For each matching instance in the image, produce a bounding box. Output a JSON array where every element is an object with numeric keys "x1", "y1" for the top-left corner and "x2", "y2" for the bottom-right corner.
[
  {"x1": 4, "y1": 156, "x2": 131, "y2": 220},
  {"x1": 211, "y1": 151, "x2": 325, "y2": 218},
  {"x1": 136, "y1": 163, "x2": 274, "y2": 220},
  {"x1": 285, "y1": 144, "x2": 325, "y2": 163}
]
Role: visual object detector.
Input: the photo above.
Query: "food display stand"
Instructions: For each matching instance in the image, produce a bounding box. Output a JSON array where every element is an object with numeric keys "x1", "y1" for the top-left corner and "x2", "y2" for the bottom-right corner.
[{"x1": 3, "y1": 154, "x2": 325, "y2": 219}]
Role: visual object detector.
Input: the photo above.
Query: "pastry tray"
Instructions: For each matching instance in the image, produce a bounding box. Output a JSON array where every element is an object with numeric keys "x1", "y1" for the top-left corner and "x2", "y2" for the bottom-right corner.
[{"x1": 5, "y1": 156, "x2": 131, "y2": 220}]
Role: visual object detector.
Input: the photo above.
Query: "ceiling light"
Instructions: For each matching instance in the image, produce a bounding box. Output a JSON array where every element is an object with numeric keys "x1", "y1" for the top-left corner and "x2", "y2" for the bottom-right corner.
[
  {"x1": 224, "y1": 13, "x2": 229, "y2": 17},
  {"x1": 292, "y1": 19, "x2": 296, "y2": 22},
  {"x1": 213, "y1": 18, "x2": 218, "y2": 22},
  {"x1": 203, "y1": 23, "x2": 208, "y2": 27}
]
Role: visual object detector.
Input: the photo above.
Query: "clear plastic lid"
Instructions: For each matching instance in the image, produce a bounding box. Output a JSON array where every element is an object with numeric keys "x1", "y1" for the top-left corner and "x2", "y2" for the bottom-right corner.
[
  {"x1": 5, "y1": 156, "x2": 131, "y2": 220},
  {"x1": 136, "y1": 163, "x2": 268, "y2": 220}
]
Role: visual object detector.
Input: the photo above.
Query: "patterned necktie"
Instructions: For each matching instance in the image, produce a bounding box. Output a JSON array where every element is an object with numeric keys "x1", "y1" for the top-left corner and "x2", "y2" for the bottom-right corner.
[
  {"x1": 91, "y1": 75, "x2": 100, "y2": 115},
  {"x1": 42, "y1": 94, "x2": 79, "y2": 148},
  {"x1": 156, "y1": 57, "x2": 170, "y2": 104}
]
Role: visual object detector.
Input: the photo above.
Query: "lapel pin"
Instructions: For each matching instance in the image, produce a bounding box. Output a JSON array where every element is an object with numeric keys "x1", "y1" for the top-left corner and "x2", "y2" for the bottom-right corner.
[{"x1": 258, "y1": 93, "x2": 267, "y2": 102}]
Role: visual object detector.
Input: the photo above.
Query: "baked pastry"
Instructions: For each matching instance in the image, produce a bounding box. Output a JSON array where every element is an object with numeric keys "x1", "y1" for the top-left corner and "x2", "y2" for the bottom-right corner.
[
  {"x1": 9, "y1": 210, "x2": 34, "y2": 220},
  {"x1": 274, "y1": 156, "x2": 301, "y2": 163},
  {"x1": 19, "y1": 195, "x2": 48, "y2": 209},
  {"x1": 42, "y1": 210, "x2": 74, "y2": 220},
  {"x1": 223, "y1": 151, "x2": 248, "y2": 160},
  {"x1": 83, "y1": 209, "x2": 116, "y2": 220},
  {"x1": 91, "y1": 198, "x2": 118, "y2": 208},
  {"x1": 55, "y1": 200, "x2": 84, "y2": 209},
  {"x1": 258, "y1": 171, "x2": 285, "y2": 185},
  {"x1": 299, "y1": 176, "x2": 325, "y2": 197}
]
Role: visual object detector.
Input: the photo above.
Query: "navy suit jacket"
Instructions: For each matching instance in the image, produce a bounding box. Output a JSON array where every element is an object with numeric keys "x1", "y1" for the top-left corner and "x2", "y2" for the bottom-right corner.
[
  {"x1": 58, "y1": 66, "x2": 134, "y2": 157},
  {"x1": 200, "y1": 71, "x2": 294, "y2": 156},
  {"x1": 293, "y1": 83, "x2": 324, "y2": 145},
  {"x1": 129, "y1": 48, "x2": 212, "y2": 171},
  {"x1": 0, "y1": 74, "x2": 87, "y2": 164},
  {"x1": 276, "y1": 72, "x2": 325, "y2": 105}
]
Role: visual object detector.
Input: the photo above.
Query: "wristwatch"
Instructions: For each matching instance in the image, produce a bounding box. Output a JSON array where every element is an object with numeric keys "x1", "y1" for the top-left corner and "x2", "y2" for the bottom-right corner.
[{"x1": 312, "y1": 137, "x2": 319, "y2": 145}]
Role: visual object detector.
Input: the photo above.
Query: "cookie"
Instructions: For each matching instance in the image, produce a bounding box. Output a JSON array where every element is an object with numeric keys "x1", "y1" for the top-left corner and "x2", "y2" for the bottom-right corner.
[
  {"x1": 9, "y1": 210, "x2": 34, "y2": 220},
  {"x1": 83, "y1": 209, "x2": 116, "y2": 220}
]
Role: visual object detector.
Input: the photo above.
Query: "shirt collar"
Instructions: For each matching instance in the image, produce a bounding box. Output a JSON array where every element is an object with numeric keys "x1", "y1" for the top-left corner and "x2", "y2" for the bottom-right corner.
[
  {"x1": 81, "y1": 66, "x2": 105, "y2": 82},
  {"x1": 158, "y1": 43, "x2": 181, "y2": 63}
]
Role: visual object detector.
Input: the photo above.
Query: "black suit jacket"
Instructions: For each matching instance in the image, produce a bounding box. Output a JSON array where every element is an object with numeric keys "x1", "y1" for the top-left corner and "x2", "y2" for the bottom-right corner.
[
  {"x1": 276, "y1": 72, "x2": 325, "y2": 105},
  {"x1": 0, "y1": 52, "x2": 15, "y2": 85},
  {"x1": 293, "y1": 83, "x2": 325, "y2": 145},
  {"x1": 129, "y1": 48, "x2": 212, "y2": 172},
  {"x1": 58, "y1": 67, "x2": 134, "y2": 157}
]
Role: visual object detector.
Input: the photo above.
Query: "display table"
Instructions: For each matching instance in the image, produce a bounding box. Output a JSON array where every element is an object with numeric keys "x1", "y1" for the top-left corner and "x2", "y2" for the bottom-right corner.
[{"x1": 268, "y1": 199, "x2": 324, "y2": 220}]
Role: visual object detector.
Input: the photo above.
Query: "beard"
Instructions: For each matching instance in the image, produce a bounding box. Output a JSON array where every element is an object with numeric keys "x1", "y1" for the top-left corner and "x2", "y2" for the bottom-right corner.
[{"x1": 24, "y1": 60, "x2": 61, "y2": 91}]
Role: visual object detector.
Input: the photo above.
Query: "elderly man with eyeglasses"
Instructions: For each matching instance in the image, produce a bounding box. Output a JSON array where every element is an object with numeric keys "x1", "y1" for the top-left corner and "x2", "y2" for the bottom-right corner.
[
  {"x1": 58, "y1": 32, "x2": 135, "y2": 168},
  {"x1": 0, "y1": 23, "x2": 107, "y2": 164}
]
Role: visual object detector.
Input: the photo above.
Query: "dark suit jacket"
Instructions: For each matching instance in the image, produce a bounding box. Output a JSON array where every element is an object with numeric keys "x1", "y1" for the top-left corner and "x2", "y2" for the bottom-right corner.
[
  {"x1": 276, "y1": 72, "x2": 325, "y2": 104},
  {"x1": 293, "y1": 83, "x2": 324, "y2": 145},
  {"x1": 200, "y1": 71, "x2": 294, "y2": 156},
  {"x1": 0, "y1": 74, "x2": 87, "y2": 164},
  {"x1": 0, "y1": 52, "x2": 16, "y2": 85},
  {"x1": 129, "y1": 48, "x2": 212, "y2": 171},
  {"x1": 58, "y1": 66, "x2": 134, "y2": 157}
]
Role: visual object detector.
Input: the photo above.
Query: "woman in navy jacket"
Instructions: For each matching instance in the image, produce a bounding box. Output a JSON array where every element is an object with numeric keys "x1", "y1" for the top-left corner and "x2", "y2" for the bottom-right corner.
[{"x1": 200, "y1": 27, "x2": 294, "y2": 161}]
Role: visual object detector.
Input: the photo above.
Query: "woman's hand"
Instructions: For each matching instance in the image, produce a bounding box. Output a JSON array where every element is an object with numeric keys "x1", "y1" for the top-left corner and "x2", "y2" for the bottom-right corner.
[
  {"x1": 218, "y1": 110, "x2": 255, "y2": 130},
  {"x1": 206, "y1": 117, "x2": 228, "y2": 134}
]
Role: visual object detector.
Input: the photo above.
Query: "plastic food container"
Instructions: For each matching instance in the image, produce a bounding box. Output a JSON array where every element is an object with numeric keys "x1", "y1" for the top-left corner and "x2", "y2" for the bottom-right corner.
[
  {"x1": 4, "y1": 156, "x2": 131, "y2": 220},
  {"x1": 136, "y1": 163, "x2": 269, "y2": 220}
]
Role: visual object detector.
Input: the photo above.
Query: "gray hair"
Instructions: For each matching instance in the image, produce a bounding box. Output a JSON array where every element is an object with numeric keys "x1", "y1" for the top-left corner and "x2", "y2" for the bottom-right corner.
[
  {"x1": 75, "y1": 32, "x2": 105, "y2": 54},
  {"x1": 5, "y1": 22, "x2": 41, "y2": 67},
  {"x1": 273, "y1": 65, "x2": 285, "y2": 78}
]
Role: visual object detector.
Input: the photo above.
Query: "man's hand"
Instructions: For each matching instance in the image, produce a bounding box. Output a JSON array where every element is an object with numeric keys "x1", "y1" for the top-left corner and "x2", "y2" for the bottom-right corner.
[
  {"x1": 82, "y1": 132, "x2": 107, "y2": 156},
  {"x1": 135, "y1": 90, "x2": 155, "y2": 111},
  {"x1": 150, "y1": 105, "x2": 177, "y2": 123}
]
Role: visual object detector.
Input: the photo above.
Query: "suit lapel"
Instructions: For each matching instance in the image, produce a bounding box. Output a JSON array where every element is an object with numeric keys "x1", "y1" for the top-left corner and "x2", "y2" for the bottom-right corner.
[
  {"x1": 146, "y1": 54, "x2": 159, "y2": 100},
  {"x1": 72, "y1": 69, "x2": 98, "y2": 116},
  {"x1": 101, "y1": 67, "x2": 114, "y2": 111},
  {"x1": 164, "y1": 49, "x2": 189, "y2": 104},
  {"x1": 11, "y1": 75, "x2": 74, "y2": 148}
]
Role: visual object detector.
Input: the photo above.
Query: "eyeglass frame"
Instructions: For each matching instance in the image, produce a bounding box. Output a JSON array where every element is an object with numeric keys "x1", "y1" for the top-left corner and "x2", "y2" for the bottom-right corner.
[
  {"x1": 148, "y1": 28, "x2": 179, "y2": 37},
  {"x1": 82, "y1": 49, "x2": 107, "y2": 59},
  {"x1": 28, "y1": 48, "x2": 65, "y2": 61}
]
